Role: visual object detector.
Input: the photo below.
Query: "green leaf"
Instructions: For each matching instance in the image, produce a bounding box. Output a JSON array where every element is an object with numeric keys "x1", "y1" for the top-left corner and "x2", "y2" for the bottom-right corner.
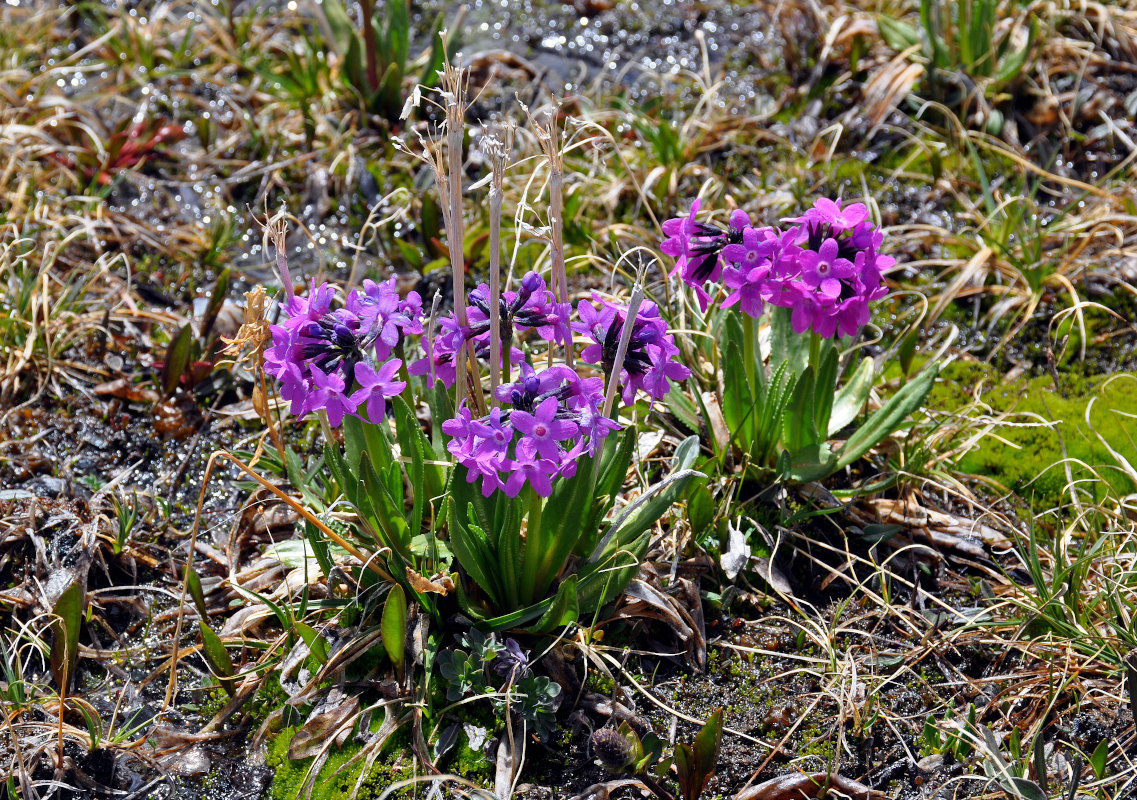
[
  {"x1": 878, "y1": 15, "x2": 922, "y2": 51},
  {"x1": 318, "y1": 0, "x2": 357, "y2": 56},
  {"x1": 50, "y1": 583, "x2": 84, "y2": 692},
  {"x1": 381, "y1": 584, "x2": 408, "y2": 678},
  {"x1": 671, "y1": 434, "x2": 701, "y2": 473},
  {"x1": 343, "y1": 32, "x2": 368, "y2": 98},
  {"x1": 1006, "y1": 778, "x2": 1049, "y2": 800},
  {"x1": 588, "y1": 469, "x2": 702, "y2": 563},
  {"x1": 829, "y1": 356, "x2": 874, "y2": 435},
  {"x1": 768, "y1": 306, "x2": 809, "y2": 377},
  {"x1": 294, "y1": 621, "x2": 329, "y2": 665},
  {"x1": 392, "y1": 396, "x2": 427, "y2": 540},
  {"x1": 447, "y1": 494, "x2": 502, "y2": 606},
  {"x1": 786, "y1": 443, "x2": 836, "y2": 482},
  {"x1": 835, "y1": 364, "x2": 937, "y2": 470},
  {"x1": 185, "y1": 565, "x2": 208, "y2": 622},
  {"x1": 1089, "y1": 738, "x2": 1109, "y2": 779},
  {"x1": 386, "y1": 0, "x2": 410, "y2": 70},
  {"x1": 783, "y1": 365, "x2": 819, "y2": 454},
  {"x1": 720, "y1": 314, "x2": 757, "y2": 444},
  {"x1": 994, "y1": 17, "x2": 1035, "y2": 87},
  {"x1": 533, "y1": 452, "x2": 603, "y2": 599},
  {"x1": 812, "y1": 343, "x2": 838, "y2": 435},
  {"x1": 198, "y1": 621, "x2": 236, "y2": 695},
  {"x1": 693, "y1": 707, "x2": 724, "y2": 794},
  {"x1": 375, "y1": 61, "x2": 403, "y2": 119},
  {"x1": 162, "y1": 323, "x2": 194, "y2": 396},
  {"x1": 528, "y1": 576, "x2": 579, "y2": 633},
  {"x1": 674, "y1": 743, "x2": 697, "y2": 800},
  {"x1": 200, "y1": 267, "x2": 230, "y2": 343},
  {"x1": 686, "y1": 482, "x2": 714, "y2": 534}
]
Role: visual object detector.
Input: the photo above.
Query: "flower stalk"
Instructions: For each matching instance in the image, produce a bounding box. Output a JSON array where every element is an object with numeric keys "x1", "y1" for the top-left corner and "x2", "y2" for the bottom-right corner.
[{"x1": 484, "y1": 127, "x2": 513, "y2": 402}]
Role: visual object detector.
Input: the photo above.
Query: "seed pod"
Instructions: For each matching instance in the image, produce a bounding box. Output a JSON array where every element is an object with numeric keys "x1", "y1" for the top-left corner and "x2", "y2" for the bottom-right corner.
[{"x1": 591, "y1": 727, "x2": 633, "y2": 772}]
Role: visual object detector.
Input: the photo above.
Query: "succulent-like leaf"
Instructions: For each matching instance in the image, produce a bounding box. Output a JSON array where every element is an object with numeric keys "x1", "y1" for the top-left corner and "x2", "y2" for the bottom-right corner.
[{"x1": 381, "y1": 584, "x2": 407, "y2": 678}]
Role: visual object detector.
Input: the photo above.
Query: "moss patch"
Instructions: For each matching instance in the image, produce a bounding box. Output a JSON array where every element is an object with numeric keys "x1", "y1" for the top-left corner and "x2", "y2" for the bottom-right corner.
[
  {"x1": 933, "y1": 362, "x2": 1137, "y2": 505},
  {"x1": 266, "y1": 726, "x2": 416, "y2": 800}
]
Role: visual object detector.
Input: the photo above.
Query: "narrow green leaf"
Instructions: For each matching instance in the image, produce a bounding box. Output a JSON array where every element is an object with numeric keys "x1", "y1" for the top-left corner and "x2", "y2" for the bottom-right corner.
[
  {"x1": 198, "y1": 621, "x2": 236, "y2": 695},
  {"x1": 783, "y1": 365, "x2": 818, "y2": 453},
  {"x1": 835, "y1": 365, "x2": 937, "y2": 470},
  {"x1": 588, "y1": 469, "x2": 702, "y2": 563},
  {"x1": 674, "y1": 742, "x2": 697, "y2": 800},
  {"x1": 387, "y1": 0, "x2": 410, "y2": 69},
  {"x1": 200, "y1": 267, "x2": 230, "y2": 342},
  {"x1": 294, "y1": 621, "x2": 329, "y2": 665},
  {"x1": 162, "y1": 323, "x2": 194, "y2": 396},
  {"x1": 812, "y1": 343, "x2": 838, "y2": 437},
  {"x1": 1032, "y1": 731, "x2": 1048, "y2": 796},
  {"x1": 878, "y1": 15, "x2": 922, "y2": 50},
  {"x1": 1090, "y1": 739, "x2": 1109, "y2": 779},
  {"x1": 50, "y1": 583, "x2": 84, "y2": 692},
  {"x1": 829, "y1": 356, "x2": 874, "y2": 436},
  {"x1": 528, "y1": 577, "x2": 578, "y2": 633},
  {"x1": 316, "y1": 0, "x2": 356, "y2": 55},
  {"x1": 446, "y1": 495, "x2": 502, "y2": 606},
  {"x1": 692, "y1": 707, "x2": 724, "y2": 796},
  {"x1": 381, "y1": 584, "x2": 408, "y2": 678},
  {"x1": 185, "y1": 565, "x2": 208, "y2": 622}
]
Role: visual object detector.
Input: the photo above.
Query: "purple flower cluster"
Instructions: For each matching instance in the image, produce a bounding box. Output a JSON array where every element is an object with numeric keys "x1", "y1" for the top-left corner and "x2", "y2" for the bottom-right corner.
[
  {"x1": 575, "y1": 295, "x2": 691, "y2": 406},
  {"x1": 663, "y1": 197, "x2": 893, "y2": 338},
  {"x1": 408, "y1": 271, "x2": 569, "y2": 389},
  {"x1": 267, "y1": 266, "x2": 686, "y2": 498},
  {"x1": 442, "y1": 364, "x2": 618, "y2": 498},
  {"x1": 264, "y1": 278, "x2": 419, "y2": 426}
]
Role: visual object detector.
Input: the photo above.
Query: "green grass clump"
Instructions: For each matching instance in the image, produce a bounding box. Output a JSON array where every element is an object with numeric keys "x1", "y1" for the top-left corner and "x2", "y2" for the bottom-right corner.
[{"x1": 934, "y1": 363, "x2": 1137, "y2": 505}]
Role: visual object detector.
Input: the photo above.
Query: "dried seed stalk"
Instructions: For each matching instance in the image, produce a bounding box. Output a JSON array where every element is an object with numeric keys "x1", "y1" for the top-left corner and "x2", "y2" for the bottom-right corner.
[
  {"x1": 437, "y1": 62, "x2": 484, "y2": 412},
  {"x1": 530, "y1": 103, "x2": 574, "y2": 366},
  {"x1": 483, "y1": 125, "x2": 513, "y2": 401}
]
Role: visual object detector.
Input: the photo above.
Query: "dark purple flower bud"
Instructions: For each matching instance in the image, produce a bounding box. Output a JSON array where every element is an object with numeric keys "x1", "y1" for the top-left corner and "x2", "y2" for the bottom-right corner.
[
  {"x1": 521, "y1": 271, "x2": 542, "y2": 293},
  {"x1": 333, "y1": 323, "x2": 355, "y2": 347}
]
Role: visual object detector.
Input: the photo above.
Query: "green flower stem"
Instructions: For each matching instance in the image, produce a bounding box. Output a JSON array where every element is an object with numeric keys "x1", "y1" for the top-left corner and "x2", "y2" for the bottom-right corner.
[
  {"x1": 809, "y1": 331, "x2": 821, "y2": 371},
  {"x1": 742, "y1": 313, "x2": 759, "y2": 393}
]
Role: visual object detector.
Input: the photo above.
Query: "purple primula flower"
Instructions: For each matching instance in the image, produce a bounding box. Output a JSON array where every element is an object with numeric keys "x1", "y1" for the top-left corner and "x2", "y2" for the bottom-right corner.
[
  {"x1": 350, "y1": 359, "x2": 406, "y2": 423},
  {"x1": 664, "y1": 197, "x2": 891, "y2": 340},
  {"x1": 444, "y1": 364, "x2": 618, "y2": 498},
  {"x1": 470, "y1": 407, "x2": 513, "y2": 456},
  {"x1": 349, "y1": 277, "x2": 423, "y2": 360},
  {"x1": 512, "y1": 396, "x2": 579, "y2": 459},
  {"x1": 575, "y1": 295, "x2": 689, "y2": 406},
  {"x1": 464, "y1": 270, "x2": 572, "y2": 354},
  {"x1": 662, "y1": 200, "x2": 749, "y2": 311},
  {"x1": 787, "y1": 197, "x2": 870, "y2": 233},
  {"x1": 265, "y1": 279, "x2": 421, "y2": 426},
  {"x1": 504, "y1": 438, "x2": 556, "y2": 498},
  {"x1": 309, "y1": 364, "x2": 356, "y2": 427},
  {"x1": 799, "y1": 238, "x2": 855, "y2": 299}
]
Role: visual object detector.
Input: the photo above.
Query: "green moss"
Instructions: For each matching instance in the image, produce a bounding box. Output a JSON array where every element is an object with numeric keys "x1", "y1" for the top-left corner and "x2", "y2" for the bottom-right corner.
[
  {"x1": 930, "y1": 363, "x2": 1137, "y2": 505},
  {"x1": 583, "y1": 669, "x2": 616, "y2": 697},
  {"x1": 452, "y1": 732, "x2": 491, "y2": 783},
  {"x1": 266, "y1": 726, "x2": 416, "y2": 800}
]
